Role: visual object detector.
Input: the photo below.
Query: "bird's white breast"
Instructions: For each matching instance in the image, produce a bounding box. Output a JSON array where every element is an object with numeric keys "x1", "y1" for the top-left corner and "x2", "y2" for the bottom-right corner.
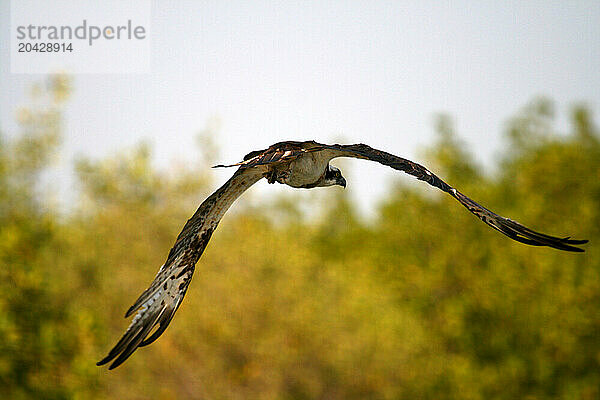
[{"x1": 285, "y1": 152, "x2": 330, "y2": 187}]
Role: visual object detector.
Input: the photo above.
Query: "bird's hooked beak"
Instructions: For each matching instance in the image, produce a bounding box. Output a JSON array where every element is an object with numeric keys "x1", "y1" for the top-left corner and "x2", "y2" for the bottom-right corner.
[{"x1": 337, "y1": 176, "x2": 347, "y2": 188}]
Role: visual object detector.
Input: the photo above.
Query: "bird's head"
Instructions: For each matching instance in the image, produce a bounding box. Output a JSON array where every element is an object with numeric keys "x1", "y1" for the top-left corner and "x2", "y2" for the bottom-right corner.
[{"x1": 321, "y1": 165, "x2": 346, "y2": 188}]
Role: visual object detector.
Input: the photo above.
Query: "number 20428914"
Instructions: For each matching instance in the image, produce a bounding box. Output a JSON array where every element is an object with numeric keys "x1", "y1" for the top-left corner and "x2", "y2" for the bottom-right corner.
[{"x1": 18, "y1": 42, "x2": 73, "y2": 52}]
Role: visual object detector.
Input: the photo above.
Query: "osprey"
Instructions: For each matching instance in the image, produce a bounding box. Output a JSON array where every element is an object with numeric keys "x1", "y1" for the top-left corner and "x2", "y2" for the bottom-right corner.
[{"x1": 97, "y1": 140, "x2": 587, "y2": 369}]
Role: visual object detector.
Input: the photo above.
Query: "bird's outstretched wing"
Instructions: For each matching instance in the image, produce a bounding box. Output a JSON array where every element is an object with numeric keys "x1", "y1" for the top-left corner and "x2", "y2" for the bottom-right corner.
[
  {"x1": 97, "y1": 167, "x2": 263, "y2": 369},
  {"x1": 322, "y1": 143, "x2": 588, "y2": 252}
]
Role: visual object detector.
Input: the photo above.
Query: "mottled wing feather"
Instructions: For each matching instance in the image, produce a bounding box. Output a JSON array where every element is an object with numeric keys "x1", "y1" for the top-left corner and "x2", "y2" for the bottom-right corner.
[
  {"x1": 213, "y1": 140, "x2": 326, "y2": 169},
  {"x1": 324, "y1": 143, "x2": 587, "y2": 252},
  {"x1": 97, "y1": 168, "x2": 263, "y2": 369}
]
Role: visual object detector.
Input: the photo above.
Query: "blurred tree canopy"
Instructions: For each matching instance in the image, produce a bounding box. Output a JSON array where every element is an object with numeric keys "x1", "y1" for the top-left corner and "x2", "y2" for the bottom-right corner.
[{"x1": 0, "y1": 78, "x2": 598, "y2": 399}]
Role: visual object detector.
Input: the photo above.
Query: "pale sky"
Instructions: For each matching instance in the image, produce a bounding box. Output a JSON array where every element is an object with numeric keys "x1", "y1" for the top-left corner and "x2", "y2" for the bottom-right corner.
[{"x1": 1, "y1": 1, "x2": 599, "y2": 216}]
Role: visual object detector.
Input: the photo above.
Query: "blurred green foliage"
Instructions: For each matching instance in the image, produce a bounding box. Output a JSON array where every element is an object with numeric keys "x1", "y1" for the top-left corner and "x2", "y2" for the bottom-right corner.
[{"x1": 0, "y1": 78, "x2": 598, "y2": 399}]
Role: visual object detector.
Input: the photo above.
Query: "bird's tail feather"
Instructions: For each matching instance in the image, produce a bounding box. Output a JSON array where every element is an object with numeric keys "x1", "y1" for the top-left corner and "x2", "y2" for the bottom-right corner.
[{"x1": 212, "y1": 163, "x2": 241, "y2": 168}]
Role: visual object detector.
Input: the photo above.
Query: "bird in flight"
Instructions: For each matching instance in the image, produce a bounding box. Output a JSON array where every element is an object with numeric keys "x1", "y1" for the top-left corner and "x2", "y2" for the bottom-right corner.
[{"x1": 97, "y1": 140, "x2": 587, "y2": 369}]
